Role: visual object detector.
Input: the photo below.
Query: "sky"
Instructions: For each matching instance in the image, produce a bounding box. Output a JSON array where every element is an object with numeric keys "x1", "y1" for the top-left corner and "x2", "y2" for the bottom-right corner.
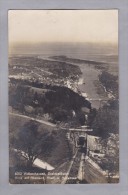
[{"x1": 8, "y1": 10, "x2": 118, "y2": 45}]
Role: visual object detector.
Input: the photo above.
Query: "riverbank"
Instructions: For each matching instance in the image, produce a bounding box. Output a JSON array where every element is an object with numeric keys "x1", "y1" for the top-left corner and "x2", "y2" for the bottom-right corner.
[
  {"x1": 77, "y1": 63, "x2": 108, "y2": 109},
  {"x1": 44, "y1": 55, "x2": 113, "y2": 109}
]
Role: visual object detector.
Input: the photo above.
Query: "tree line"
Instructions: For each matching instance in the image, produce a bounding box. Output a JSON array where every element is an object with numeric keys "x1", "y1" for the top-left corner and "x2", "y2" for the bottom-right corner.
[{"x1": 9, "y1": 79, "x2": 91, "y2": 125}]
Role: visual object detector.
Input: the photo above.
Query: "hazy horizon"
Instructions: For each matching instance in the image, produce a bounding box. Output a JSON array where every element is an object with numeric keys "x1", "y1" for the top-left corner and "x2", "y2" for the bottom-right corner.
[
  {"x1": 9, "y1": 41, "x2": 118, "y2": 46},
  {"x1": 9, "y1": 42, "x2": 118, "y2": 64}
]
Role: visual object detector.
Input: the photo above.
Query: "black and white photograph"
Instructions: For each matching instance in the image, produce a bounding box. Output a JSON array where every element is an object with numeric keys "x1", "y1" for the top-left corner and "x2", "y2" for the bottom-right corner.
[{"x1": 8, "y1": 10, "x2": 119, "y2": 184}]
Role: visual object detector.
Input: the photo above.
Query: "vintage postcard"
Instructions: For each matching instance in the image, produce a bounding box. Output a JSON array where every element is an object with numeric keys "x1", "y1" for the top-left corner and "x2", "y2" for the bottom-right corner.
[{"x1": 8, "y1": 10, "x2": 119, "y2": 184}]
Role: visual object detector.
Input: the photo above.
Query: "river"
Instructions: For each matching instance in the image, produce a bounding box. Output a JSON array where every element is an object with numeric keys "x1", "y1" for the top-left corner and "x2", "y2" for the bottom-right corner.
[
  {"x1": 77, "y1": 63, "x2": 108, "y2": 109},
  {"x1": 38, "y1": 55, "x2": 109, "y2": 109}
]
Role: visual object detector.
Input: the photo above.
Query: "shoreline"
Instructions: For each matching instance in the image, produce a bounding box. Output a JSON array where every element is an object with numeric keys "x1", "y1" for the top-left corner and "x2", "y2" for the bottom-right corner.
[{"x1": 9, "y1": 54, "x2": 115, "y2": 109}]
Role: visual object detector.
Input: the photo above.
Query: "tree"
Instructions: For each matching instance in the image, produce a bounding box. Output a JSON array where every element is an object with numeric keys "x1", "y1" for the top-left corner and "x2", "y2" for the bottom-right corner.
[
  {"x1": 16, "y1": 121, "x2": 52, "y2": 169},
  {"x1": 91, "y1": 105, "x2": 119, "y2": 138},
  {"x1": 14, "y1": 121, "x2": 58, "y2": 169},
  {"x1": 99, "y1": 71, "x2": 118, "y2": 98},
  {"x1": 77, "y1": 112, "x2": 85, "y2": 125},
  {"x1": 16, "y1": 121, "x2": 40, "y2": 168},
  {"x1": 52, "y1": 107, "x2": 68, "y2": 122},
  {"x1": 87, "y1": 108, "x2": 97, "y2": 126},
  {"x1": 100, "y1": 136, "x2": 119, "y2": 182}
]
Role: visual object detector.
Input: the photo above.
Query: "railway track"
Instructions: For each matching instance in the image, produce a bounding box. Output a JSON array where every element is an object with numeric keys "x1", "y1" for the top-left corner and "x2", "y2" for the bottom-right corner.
[{"x1": 61, "y1": 149, "x2": 87, "y2": 184}]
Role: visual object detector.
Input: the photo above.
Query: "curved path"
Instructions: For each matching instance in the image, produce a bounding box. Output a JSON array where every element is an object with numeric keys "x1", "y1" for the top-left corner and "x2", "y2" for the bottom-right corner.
[{"x1": 9, "y1": 112, "x2": 56, "y2": 127}]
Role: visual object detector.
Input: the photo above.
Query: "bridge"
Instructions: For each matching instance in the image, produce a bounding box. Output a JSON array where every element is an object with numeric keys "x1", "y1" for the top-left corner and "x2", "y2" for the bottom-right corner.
[
  {"x1": 87, "y1": 98, "x2": 110, "y2": 108},
  {"x1": 88, "y1": 98, "x2": 108, "y2": 101},
  {"x1": 69, "y1": 128, "x2": 93, "y2": 132}
]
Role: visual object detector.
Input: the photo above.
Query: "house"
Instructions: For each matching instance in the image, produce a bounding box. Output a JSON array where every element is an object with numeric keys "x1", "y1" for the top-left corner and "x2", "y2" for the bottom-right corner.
[{"x1": 87, "y1": 135, "x2": 102, "y2": 151}]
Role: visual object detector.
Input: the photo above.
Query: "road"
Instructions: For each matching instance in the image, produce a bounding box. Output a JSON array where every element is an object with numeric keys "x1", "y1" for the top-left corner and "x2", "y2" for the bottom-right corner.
[{"x1": 9, "y1": 112, "x2": 56, "y2": 127}]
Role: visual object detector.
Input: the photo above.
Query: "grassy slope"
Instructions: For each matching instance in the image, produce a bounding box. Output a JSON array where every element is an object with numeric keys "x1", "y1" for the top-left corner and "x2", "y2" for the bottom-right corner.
[{"x1": 9, "y1": 114, "x2": 73, "y2": 168}]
